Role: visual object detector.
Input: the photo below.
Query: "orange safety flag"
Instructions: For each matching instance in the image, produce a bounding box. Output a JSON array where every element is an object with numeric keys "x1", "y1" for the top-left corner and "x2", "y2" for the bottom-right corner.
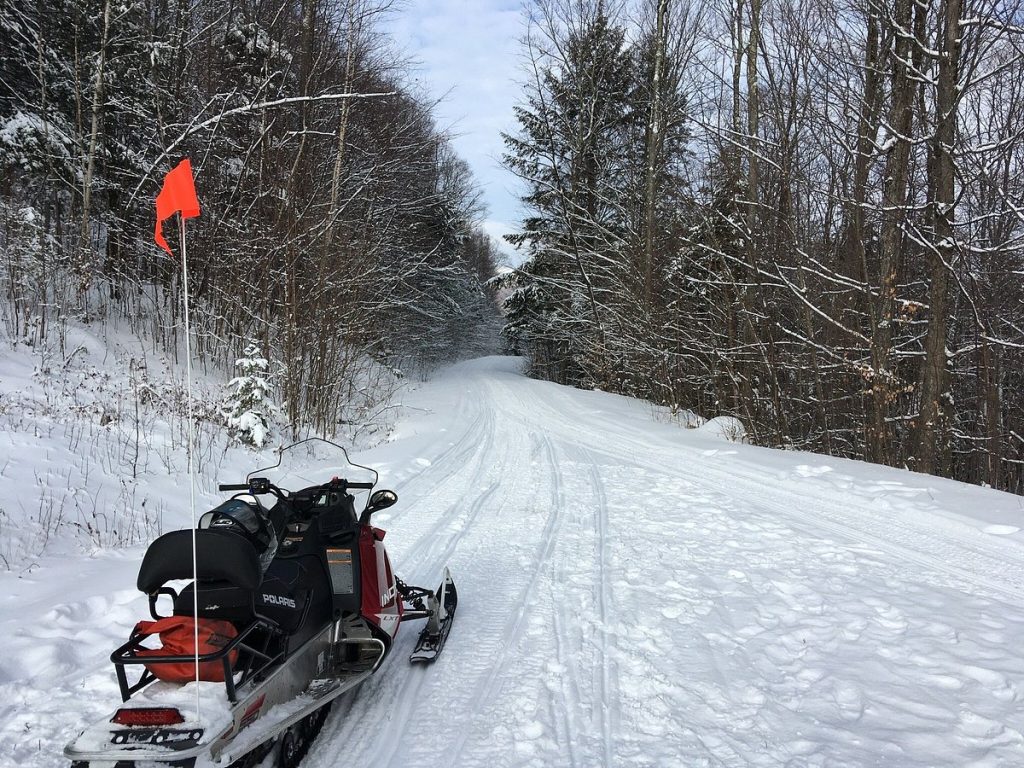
[{"x1": 154, "y1": 158, "x2": 201, "y2": 254}]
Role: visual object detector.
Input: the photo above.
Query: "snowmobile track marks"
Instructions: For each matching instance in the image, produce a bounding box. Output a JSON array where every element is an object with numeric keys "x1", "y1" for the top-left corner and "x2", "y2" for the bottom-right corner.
[
  {"x1": 520, "y1": 384, "x2": 1024, "y2": 607},
  {"x1": 581, "y1": 446, "x2": 618, "y2": 767},
  {"x1": 446, "y1": 432, "x2": 569, "y2": 767}
]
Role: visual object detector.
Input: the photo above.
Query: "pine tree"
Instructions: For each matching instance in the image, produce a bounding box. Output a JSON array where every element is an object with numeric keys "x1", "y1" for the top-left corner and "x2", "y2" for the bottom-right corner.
[
  {"x1": 502, "y1": 1, "x2": 634, "y2": 386},
  {"x1": 223, "y1": 343, "x2": 276, "y2": 448}
]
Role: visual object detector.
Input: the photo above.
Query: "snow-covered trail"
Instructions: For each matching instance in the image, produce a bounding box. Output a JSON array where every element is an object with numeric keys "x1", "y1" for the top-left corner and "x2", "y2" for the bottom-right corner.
[
  {"x1": 4, "y1": 355, "x2": 1024, "y2": 767},
  {"x1": 305, "y1": 357, "x2": 1024, "y2": 767}
]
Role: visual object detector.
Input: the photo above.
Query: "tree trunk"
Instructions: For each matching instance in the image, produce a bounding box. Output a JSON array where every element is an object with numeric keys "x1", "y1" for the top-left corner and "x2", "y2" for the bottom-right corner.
[
  {"x1": 77, "y1": 0, "x2": 112, "y2": 292},
  {"x1": 868, "y1": 0, "x2": 915, "y2": 466},
  {"x1": 641, "y1": 0, "x2": 668, "y2": 312},
  {"x1": 915, "y1": 0, "x2": 962, "y2": 475},
  {"x1": 844, "y1": 13, "x2": 882, "y2": 287}
]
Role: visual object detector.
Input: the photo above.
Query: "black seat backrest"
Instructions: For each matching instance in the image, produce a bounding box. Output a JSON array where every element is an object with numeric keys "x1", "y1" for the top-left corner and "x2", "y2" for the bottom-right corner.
[{"x1": 137, "y1": 529, "x2": 262, "y2": 594}]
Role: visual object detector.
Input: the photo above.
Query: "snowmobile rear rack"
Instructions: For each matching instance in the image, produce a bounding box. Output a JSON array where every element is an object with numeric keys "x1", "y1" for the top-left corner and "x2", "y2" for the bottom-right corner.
[{"x1": 111, "y1": 617, "x2": 281, "y2": 703}]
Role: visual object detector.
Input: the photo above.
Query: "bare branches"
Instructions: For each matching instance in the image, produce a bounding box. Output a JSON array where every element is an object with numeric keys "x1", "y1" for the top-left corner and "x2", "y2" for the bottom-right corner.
[{"x1": 503, "y1": 0, "x2": 1024, "y2": 492}]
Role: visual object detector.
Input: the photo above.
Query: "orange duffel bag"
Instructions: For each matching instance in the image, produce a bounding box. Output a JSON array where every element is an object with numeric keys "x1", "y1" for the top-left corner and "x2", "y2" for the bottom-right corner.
[{"x1": 134, "y1": 615, "x2": 239, "y2": 683}]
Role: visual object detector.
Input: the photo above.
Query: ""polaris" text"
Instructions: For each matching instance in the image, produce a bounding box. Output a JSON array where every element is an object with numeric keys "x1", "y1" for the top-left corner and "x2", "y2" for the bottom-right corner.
[{"x1": 262, "y1": 594, "x2": 297, "y2": 608}]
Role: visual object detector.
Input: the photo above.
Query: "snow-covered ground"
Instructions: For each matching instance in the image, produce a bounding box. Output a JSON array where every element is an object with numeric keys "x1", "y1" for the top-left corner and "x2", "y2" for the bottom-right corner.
[{"x1": 3, "y1": 355, "x2": 1024, "y2": 766}]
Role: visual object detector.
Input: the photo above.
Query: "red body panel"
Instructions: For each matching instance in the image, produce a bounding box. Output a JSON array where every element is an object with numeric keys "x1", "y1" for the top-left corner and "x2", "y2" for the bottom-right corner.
[{"x1": 358, "y1": 526, "x2": 402, "y2": 639}]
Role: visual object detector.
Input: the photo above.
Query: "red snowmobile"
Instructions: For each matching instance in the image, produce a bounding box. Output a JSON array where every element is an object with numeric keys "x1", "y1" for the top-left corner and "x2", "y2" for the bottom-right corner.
[{"x1": 64, "y1": 439, "x2": 457, "y2": 767}]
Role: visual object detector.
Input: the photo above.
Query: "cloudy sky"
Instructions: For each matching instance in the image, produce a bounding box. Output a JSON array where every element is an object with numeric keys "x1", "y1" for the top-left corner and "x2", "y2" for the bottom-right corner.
[{"x1": 387, "y1": 0, "x2": 528, "y2": 262}]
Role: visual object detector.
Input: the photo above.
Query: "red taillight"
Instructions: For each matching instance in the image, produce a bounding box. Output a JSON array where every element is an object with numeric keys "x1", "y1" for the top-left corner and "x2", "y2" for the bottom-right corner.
[{"x1": 111, "y1": 707, "x2": 185, "y2": 726}]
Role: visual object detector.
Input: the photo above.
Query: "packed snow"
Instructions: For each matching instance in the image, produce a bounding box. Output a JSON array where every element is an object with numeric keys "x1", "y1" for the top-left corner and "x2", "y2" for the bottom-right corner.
[{"x1": 2, "y1": 353, "x2": 1024, "y2": 767}]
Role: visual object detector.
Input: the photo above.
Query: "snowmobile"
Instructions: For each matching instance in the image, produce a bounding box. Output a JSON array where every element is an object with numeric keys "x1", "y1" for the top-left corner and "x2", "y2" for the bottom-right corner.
[{"x1": 64, "y1": 438, "x2": 457, "y2": 767}]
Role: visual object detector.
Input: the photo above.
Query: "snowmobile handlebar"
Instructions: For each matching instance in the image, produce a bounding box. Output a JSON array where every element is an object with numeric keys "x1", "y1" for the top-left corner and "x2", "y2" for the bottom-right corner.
[
  {"x1": 218, "y1": 478, "x2": 376, "y2": 494},
  {"x1": 217, "y1": 478, "x2": 283, "y2": 497}
]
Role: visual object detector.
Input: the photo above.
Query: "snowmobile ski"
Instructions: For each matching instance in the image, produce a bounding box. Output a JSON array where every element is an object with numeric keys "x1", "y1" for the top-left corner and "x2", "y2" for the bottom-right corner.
[{"x1": 410, "y1": 568, "x2": 458, "y2": 663}]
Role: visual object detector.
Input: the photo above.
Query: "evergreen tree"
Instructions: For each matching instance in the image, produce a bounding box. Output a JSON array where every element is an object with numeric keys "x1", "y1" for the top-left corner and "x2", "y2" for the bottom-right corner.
[
  {"x1": 223, "y1": 343, "x2": 276, "y2": 448},
  {"x1": 502, "y1": 1, "x2": 634, "y2": 386}
]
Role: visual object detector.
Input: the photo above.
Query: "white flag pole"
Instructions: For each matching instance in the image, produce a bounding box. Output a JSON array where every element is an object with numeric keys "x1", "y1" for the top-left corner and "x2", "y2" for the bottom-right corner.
[{"x1": 179, "y1": 214, "x2": 202, "y2": 722}]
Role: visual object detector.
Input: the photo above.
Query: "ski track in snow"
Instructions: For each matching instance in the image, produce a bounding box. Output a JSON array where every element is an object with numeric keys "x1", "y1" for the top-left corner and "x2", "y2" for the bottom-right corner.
[
  {"x1": 496, "y1": 371, "x2": 1024, "y2": 605},
  {"x1": 4, "y1": 357, "x2": 1024, "y2": 767}
]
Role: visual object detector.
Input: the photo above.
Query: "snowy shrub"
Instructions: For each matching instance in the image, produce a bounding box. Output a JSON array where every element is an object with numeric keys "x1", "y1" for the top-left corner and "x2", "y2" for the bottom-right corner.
[
  {"x1": 222, "y1": 343, "x2": 277, "y2": 448},
  {"x1": 0, "y1": 202, "x2": 59, "y2": 346},
  {"x1": 648, "y1": 402, "x2": 705, "y2": 431},
  {"x1": 696, "y1": 416, "x2": 748, "y2": 443},
  {"x1": 0, "y1": 111, "x2": 73, "y2": 175}
]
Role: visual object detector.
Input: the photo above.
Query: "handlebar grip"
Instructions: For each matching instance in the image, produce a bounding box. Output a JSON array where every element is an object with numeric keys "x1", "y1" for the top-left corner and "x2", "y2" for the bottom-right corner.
[
  {"x1": 347, "y1": 482, "x2": 375, "y2": 489},
  {"x1": 219, "y1": 483, "x2": 249, "y2": 491}
]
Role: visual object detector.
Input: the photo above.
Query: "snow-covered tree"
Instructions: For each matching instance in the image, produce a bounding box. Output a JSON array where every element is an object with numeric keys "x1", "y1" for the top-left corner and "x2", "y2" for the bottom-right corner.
[
  {"x1": 502, "y1": 0, "x2": 635, "y2": 387},
  {"x1": 501, "y1": 0, "x2": 1024, "y2": 492},
  {"x1": 222, "y1": 344, "x2": 276, "y2": 448}
]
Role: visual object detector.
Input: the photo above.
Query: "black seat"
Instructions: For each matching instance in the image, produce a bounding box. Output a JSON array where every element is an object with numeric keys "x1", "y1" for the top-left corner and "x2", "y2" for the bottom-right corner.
[
  {"x1": 138, "y1": 529, "x2": 263, "y2": 593},
  {"x1": 139, "y1": 529, "x2": 263, "y2": 625}
]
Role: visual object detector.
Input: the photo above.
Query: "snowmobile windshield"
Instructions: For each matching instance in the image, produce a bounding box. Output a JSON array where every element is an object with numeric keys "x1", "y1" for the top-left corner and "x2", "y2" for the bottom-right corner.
[
  {"x1": 249, "y1": 438, "x2": 378, "y2": 495},
  {"x1": 199, "y1": 496, "x2": 278, "y2": 573}
]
